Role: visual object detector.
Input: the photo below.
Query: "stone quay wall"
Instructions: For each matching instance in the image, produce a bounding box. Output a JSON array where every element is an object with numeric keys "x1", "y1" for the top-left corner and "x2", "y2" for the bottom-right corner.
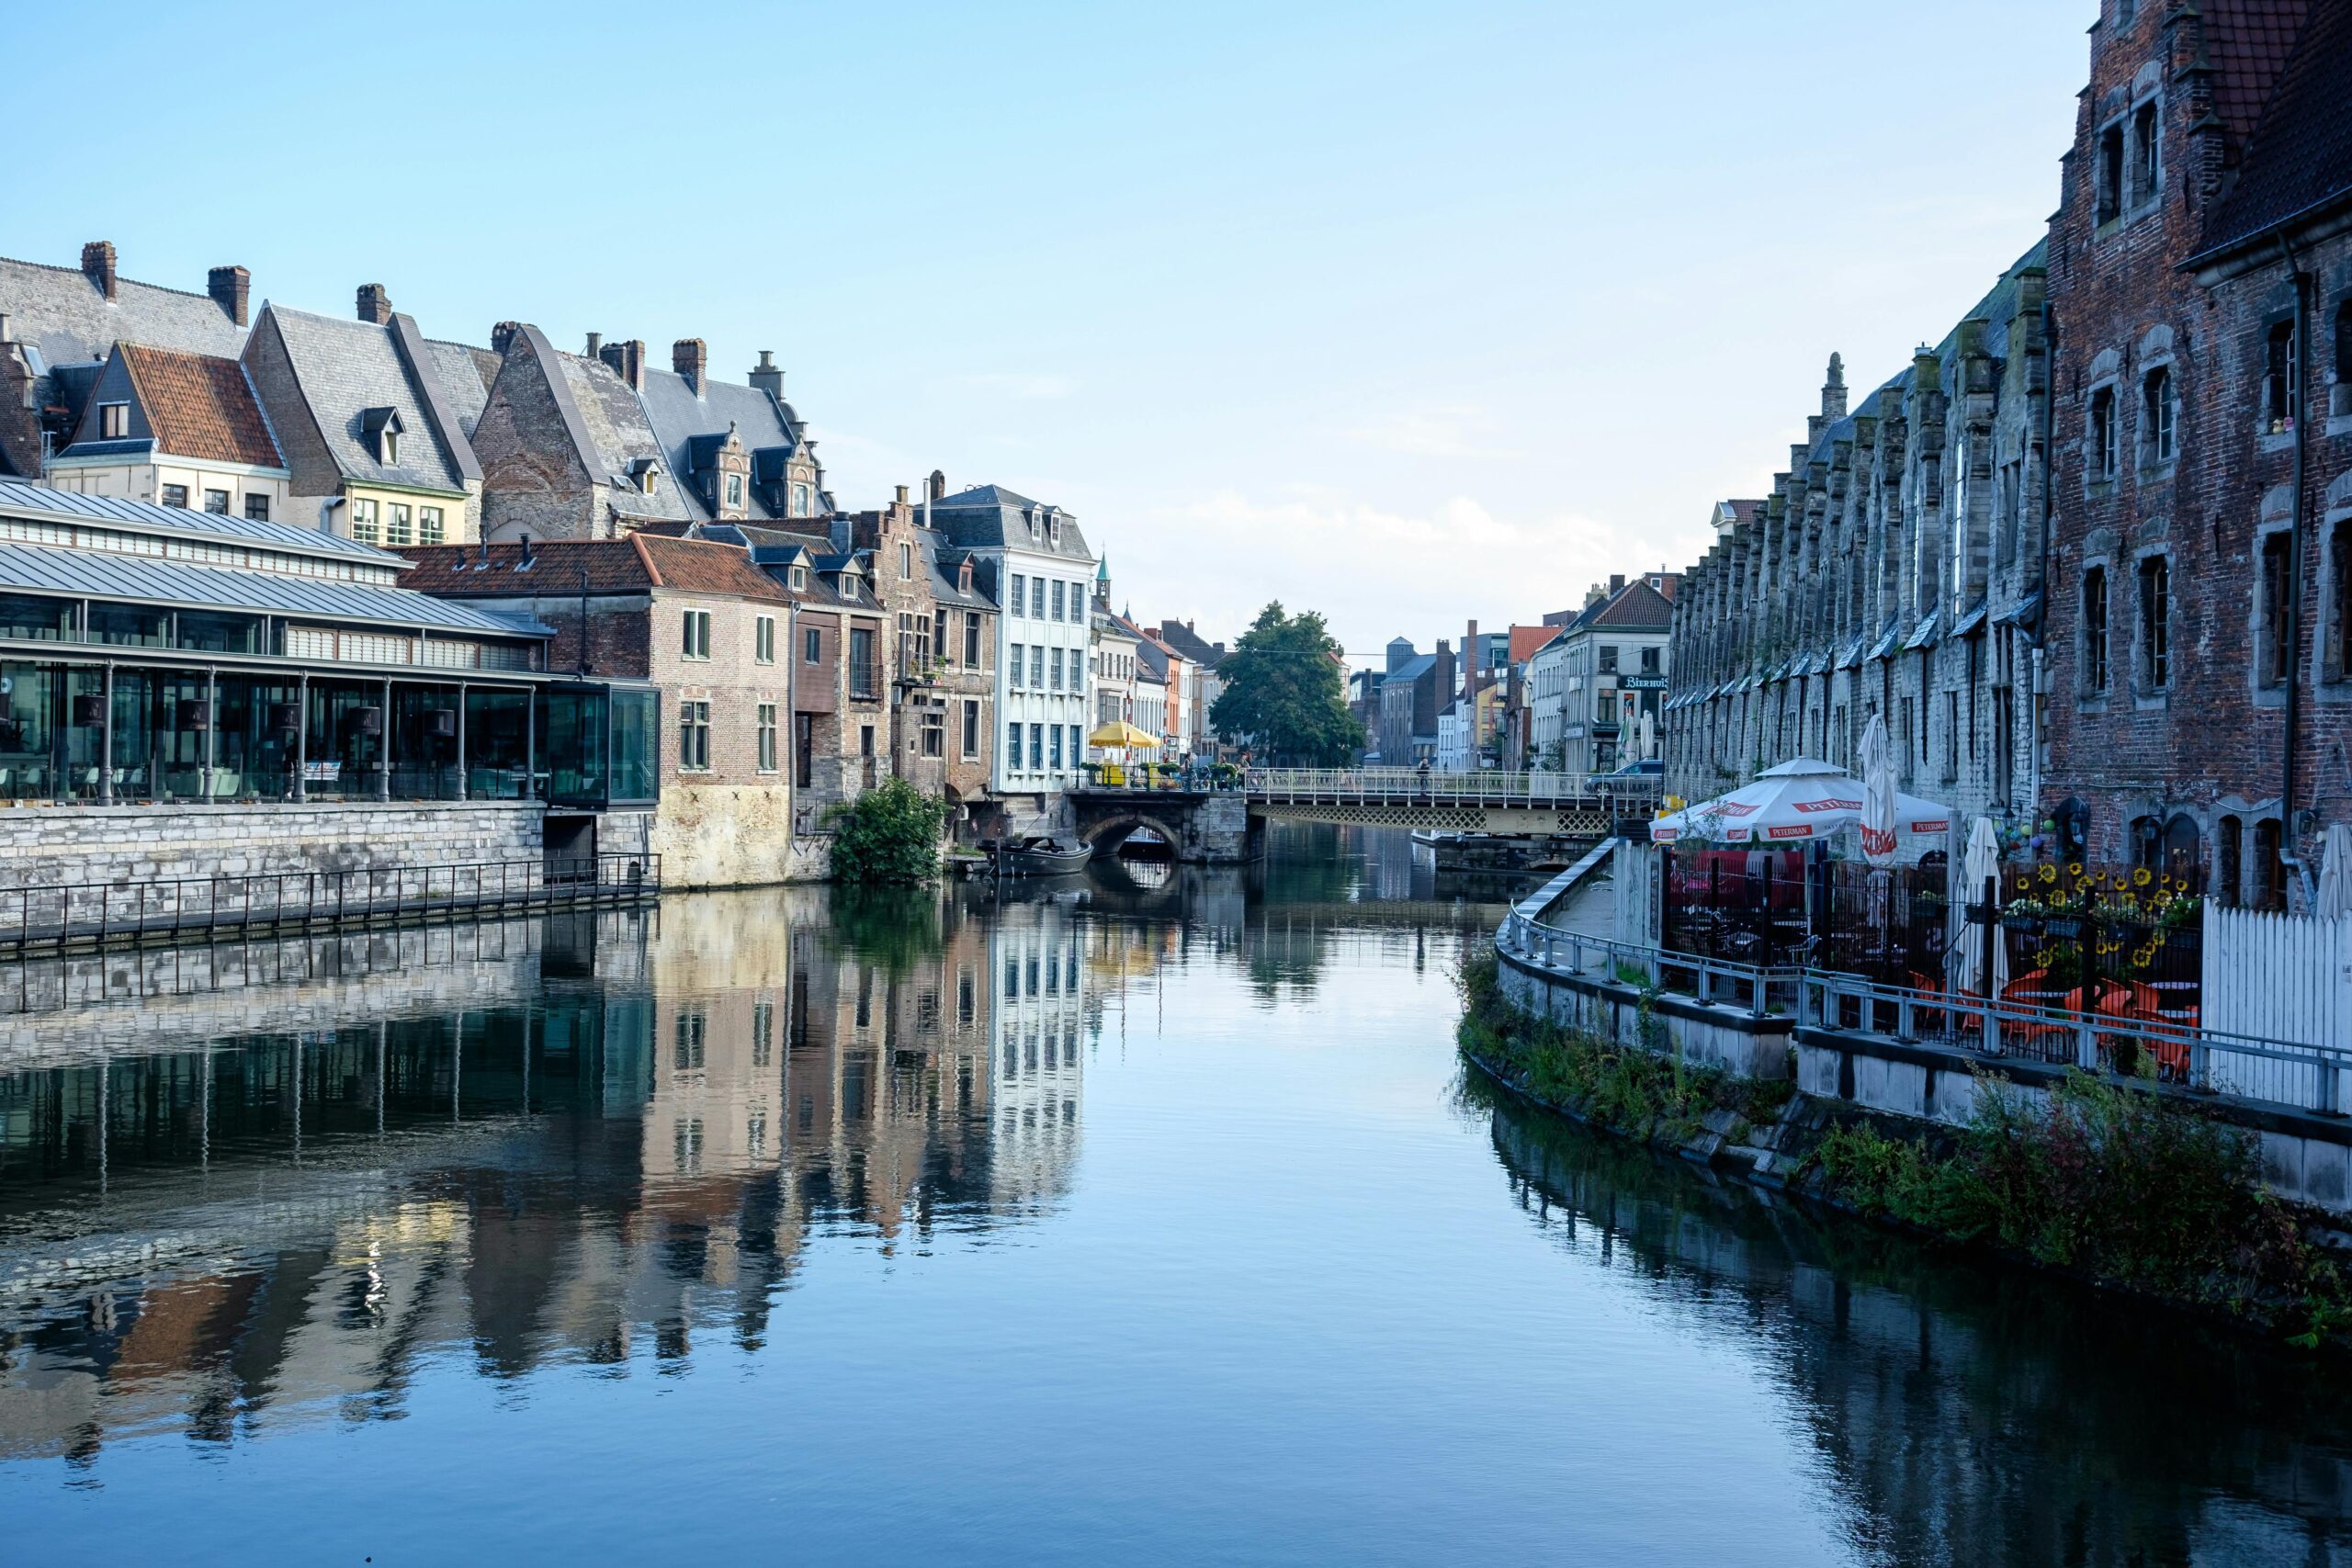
[{"x1": 0, "y1": 801, "x2": 544, "y2": 890}]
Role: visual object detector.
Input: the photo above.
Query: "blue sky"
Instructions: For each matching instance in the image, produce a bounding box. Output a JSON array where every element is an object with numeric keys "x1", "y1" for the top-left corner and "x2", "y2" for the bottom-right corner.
[{"x1": 11, "y1": 1, "x2": 2090, "y2": 654}]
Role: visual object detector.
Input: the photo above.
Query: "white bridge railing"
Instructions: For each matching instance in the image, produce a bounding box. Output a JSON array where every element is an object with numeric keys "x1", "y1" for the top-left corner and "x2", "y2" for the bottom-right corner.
[{"x1": 1247, "y1": 768, "x2": 1662, "y2": 808}]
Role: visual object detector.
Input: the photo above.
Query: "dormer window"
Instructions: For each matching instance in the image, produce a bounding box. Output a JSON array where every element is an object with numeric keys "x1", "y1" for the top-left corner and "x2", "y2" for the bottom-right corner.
[
  {"x1": 360, "y1": 407, "x2": 405, "y2": 468},
  {"x1": 792, "y1": 481, "x2": 811, "y2": 517},
  {"x1": 628, "y1": 457, "x2": 662, "y2": 496},
  {"x1": 726, "y1": 472, "x2": 744, "y2": 509},
  {"x1": 98, "y1": 402, "x2": 129, "y2": 440},
  {"x1": 790, "y1": 565, "x2": 808, "y2": 592}
]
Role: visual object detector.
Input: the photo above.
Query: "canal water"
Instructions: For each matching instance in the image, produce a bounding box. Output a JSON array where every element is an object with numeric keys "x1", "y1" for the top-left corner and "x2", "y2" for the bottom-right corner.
[{"x1": 3, "y1": 825, "x2": 2348, "y2": 1565}]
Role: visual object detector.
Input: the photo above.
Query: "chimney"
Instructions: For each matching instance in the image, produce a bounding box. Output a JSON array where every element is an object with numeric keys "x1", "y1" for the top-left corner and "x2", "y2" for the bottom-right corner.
[
  {"x1": 356, "y1": 284, "x2": 392, "y2": 325},
  {"x1": 0, "y1": 313, "x2": 11, "y2": 344},
  {"x1": 601, "y1": 339, "x2": 645, "y2": 391},
  {"x1": 1610, "y1": 573, "x2": 1625, "y2": 594},
  {"x1": 584, "y1": 332, "x2": 602, "y2": 359},
  {"x1": 207, "y1": 265, "x2": 249, "y2": 327},
  {"x1": 895, "y1": 484, "x2": 910, "y2": 506},
  {"x1": 1435, "y1": 639, "x2": 1455, "y2": 704},
  {"x1": 1821, "y1": 351, "x2": 1848, "y2": 421},
  {"x1": 748, "y1": 350, "x2": 784, "y2": 398},
  {"x1": 81, "y1": 242, "x2": 118, "y2": 301},
  {"x1": 673, "y1": 338, "x2": 707, "y2": 395},
  {"x1": 928, "y1": 469, "x2": 946, "y2": 502},
  {"x1": 492, "y1": 321, "x2": 522, "y2": 355}
]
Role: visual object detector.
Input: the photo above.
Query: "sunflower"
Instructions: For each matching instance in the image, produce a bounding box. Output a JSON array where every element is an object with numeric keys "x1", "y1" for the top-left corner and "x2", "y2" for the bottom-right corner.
[
  {"x1": 2043, "y1": 863, "x2": 2062, "y2": 884},
  {"x1": 2133, "y1": 867, "x2": 2153, "y2": 887}
]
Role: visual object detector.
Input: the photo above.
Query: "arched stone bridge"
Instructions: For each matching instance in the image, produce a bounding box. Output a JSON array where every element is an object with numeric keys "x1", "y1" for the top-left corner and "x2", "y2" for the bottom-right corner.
[{"x1": 1069, "y1": 770, "x2": 1660, "y2": 863}]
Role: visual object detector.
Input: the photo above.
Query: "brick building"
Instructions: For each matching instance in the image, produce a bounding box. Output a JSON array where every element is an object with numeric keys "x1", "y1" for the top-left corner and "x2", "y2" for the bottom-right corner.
[
  {"x1": 2041, "y1": 0, "x2": 2352, "y2": 908},
  {"x1": 1666, "y1": 244, "x2": 2053, "y2": 829},
  {"x1": 466, "y1": 327, "x2": 828, "y2": 545},
  {"x1": 839, "y1": 488, "x2": 998, "y2": 829},
  {"x1": 401, "y1": 534, "x2": 801, "y2": 886}
]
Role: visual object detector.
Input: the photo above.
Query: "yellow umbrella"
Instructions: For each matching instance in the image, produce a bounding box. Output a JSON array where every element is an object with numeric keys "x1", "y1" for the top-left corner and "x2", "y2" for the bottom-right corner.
[{"x1": 1088, "y1": 720, "x2": 1161, "y2": 749}]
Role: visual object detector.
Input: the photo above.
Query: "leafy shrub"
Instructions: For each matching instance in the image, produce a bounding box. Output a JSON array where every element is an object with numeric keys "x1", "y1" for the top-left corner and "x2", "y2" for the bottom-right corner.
[
  {"x1": 826, "y1": 778, "x2": 948, "y2": 886},
  {"x1": 1456, "y1": 952, "x2": 1776, "y2": 1143},
  {"x1": 1808, "y1": 1072, "x2": 2351, "y2": 1342}
]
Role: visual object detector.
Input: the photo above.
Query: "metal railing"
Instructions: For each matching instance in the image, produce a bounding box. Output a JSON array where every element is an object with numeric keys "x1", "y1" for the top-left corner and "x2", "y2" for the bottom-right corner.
[
  {"x1": 1250, "y1": 768, "x2": 1664, "y2": 808},
  {"x1": 1802, "y1": 968, "x2": 2352, "y2": 1116},
  {"x1": 0, "y1": 853, "x2": 660, "y2": 955},
  {"x1": 1497, "y1": 909, "x2": 1806, "y2": 1016},
  {"x1": 1496, "y1": 909, "x2": 2352, "y2": 1116}
]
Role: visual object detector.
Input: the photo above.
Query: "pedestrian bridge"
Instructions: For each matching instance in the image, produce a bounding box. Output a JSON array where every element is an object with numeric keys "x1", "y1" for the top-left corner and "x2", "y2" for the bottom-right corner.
[{"x1": 1069, "y1": 769, "x2": 1662, "y2": 862}]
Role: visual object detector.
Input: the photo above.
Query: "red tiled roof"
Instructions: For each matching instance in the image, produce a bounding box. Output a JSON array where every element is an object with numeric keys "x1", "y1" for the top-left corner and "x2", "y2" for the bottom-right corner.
[
  {"x1": 396, "y1": 536, "x2": 791, "y2": 602},
  {"x1": 2199, "y1": 0, "x2": 2352, "y2": 258},
  {"x1": 118, "y1": 343, "x2": 280, "y2": 469},
  {"x1": 1587, "y1": 580, "x2": 1673, "y2": 630}
]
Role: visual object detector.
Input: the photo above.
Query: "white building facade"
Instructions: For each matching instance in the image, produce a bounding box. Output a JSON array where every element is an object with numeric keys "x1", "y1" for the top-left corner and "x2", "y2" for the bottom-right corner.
[{"x1": 927, "y1": 485, "x2": 1096, "y2": 801}]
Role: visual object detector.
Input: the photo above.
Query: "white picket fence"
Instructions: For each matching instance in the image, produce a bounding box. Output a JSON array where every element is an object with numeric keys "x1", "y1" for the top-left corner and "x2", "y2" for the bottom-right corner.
[{"x1": 2201, "y1": 904, "x2": 2352, "y2": 1110}]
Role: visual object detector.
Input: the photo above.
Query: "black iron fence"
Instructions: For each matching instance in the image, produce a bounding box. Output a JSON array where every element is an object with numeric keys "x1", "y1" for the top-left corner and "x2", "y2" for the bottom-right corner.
[{"x1": 0, "y1": 853, "x2": 659, "y2": 955}]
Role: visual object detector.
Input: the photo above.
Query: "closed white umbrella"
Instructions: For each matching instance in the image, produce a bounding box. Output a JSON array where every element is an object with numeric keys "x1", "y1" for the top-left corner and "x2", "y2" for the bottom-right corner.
[
  {"x1": 1856, "y1": 713, "x2": 1898, "y2": 868},
  {"x1": 2317, "y1": 822, "x2": 2352, "y2": 920},
  {"x1": 1951, "y1": 816, "x2": 2008, "y2": 999}
]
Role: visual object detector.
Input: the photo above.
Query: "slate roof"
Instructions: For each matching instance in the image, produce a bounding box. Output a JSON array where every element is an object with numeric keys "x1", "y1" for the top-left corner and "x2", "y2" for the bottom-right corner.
[
  {"x1": 421, "y1": 338, "x2": 501, "y2": 438},
  {"x1": 1386, "y1": 651, "x2": 1436, "y2": 684},
  {"x1": 1153, "y1": 618, "x2": 1226, "y2": 668},
  {"x1": 0, "y1": 254, "x2": 244, "y2": 377},
  {"x1": 922, "y1": 530, "x2": 994, "y2": 611},
  {"x1": 634, "y1": 366, "x2": 800, "y2": 524},
  {"x1": 547, "y1": 343, "x2": 695, "y2": 524},
  {"x1": 256, "y1": 305, "x2": 473, "y2": 494},
  {"x1": 398, "y1": 536, "x2": 792, "y2": 603},
  {"x1": 926, "y1": 483, "x2": 1095, "y2": 563},
  {"x1": 115, "y1": 344, "x2": 281, "y2": 468},
  {"x1": 2197, "y1": 0, "x2": 2352, "y2": 261},
  {"x1": 2203, "y1": 0, "x2": 2313, "y2": 161}
]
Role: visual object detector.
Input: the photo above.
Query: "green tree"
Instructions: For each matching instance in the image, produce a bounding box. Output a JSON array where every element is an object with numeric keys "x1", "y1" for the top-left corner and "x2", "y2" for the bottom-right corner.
[
  {"x1": 1208, "y1": 602, "x2": 1367, "y2": 766},
  {"x1": 826, "y1": 778, "x2": 949, "y2": 885}
]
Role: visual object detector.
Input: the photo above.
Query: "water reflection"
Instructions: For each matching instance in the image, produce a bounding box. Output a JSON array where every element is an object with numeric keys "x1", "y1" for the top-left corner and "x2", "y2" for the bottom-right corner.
[
  {"x1": 1477, "y1": 1080, "x2": 2352, "y2": 1566},
  {"x1": 0, "y1": 889, "x2": 1117, "y2": 1461},
  {"x1": 33, "y1": 825, "x2": 2337, "y2": 1564}
]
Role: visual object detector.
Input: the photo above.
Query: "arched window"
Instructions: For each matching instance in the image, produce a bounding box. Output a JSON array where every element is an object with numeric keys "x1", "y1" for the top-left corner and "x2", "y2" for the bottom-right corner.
[
  {"x1": 2130, "y1": 814, "x2": 2162, "y2": 868},
  {"x1": 2142, "y1": 367, "x2": 2175, "y2": 464},
  {"x1": 2162, "y1": 814, "x2": 2200, "y2": 892},
  {"x1": 2217, "y1": 815, "x2": 2243, "y2": 907}
]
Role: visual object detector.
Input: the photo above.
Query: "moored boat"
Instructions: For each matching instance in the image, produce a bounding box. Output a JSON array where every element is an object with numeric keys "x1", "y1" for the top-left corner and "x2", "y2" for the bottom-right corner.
[{"x1": 995, "y1": 836, "x2": 1095, "y2": 876}]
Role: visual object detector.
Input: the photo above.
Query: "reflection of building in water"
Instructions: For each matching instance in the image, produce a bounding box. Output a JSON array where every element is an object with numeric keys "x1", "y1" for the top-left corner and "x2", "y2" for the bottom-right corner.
[
  {"x1": 1484, "y1": 1100, "x2": 2352, "y2": 1566},
  {"x1": 988, "y1": 898, "x2": 1083, "y2": 1209},
  {"x1": 0, "y1": 887, "x2": 1091, "y2": 1462}
]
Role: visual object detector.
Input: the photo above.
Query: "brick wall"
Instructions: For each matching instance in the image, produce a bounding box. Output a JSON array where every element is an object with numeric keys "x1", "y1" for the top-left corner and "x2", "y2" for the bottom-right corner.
[{"x1": 2041, "y1": 3, "x2": 2350, "y2": 904}]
